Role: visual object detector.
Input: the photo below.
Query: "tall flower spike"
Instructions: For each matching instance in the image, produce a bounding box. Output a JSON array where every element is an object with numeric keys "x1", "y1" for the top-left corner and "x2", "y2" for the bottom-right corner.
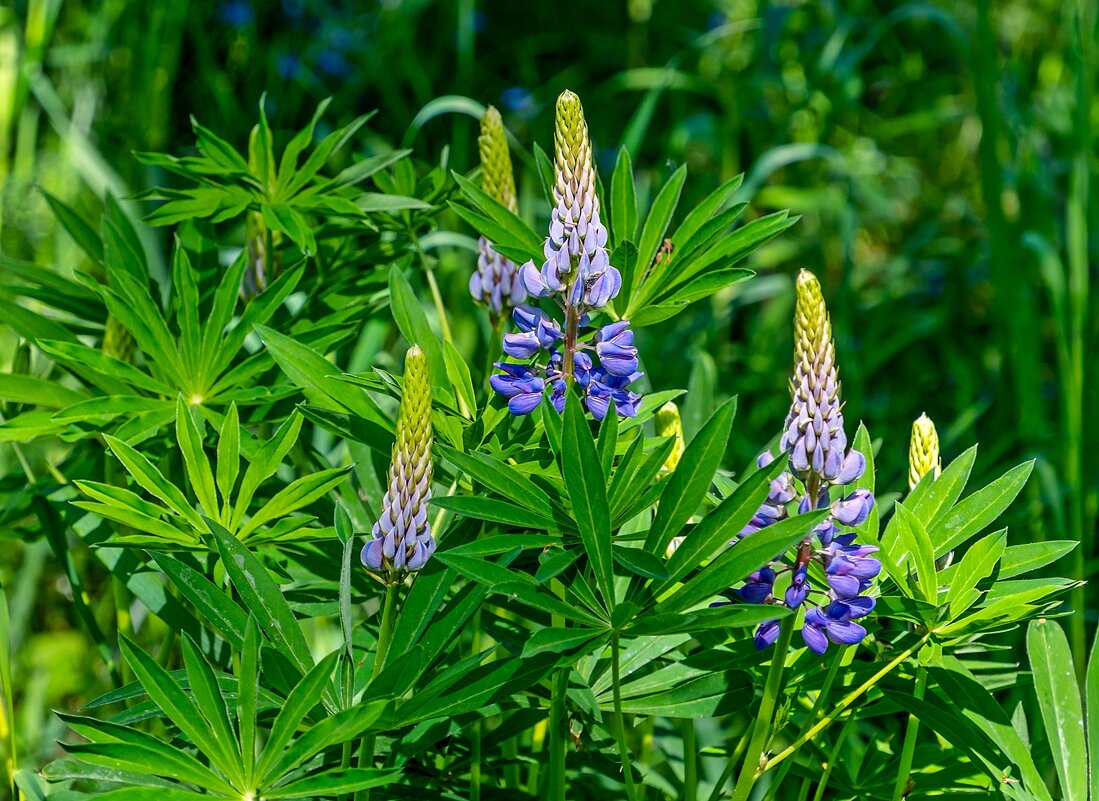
[
  {"x1": 362, "y1": 346, "x2": 436, "y2": 581},
  {"x1": 470, "y1": 106, "x2": 526, "y2": 318},
  {"x1": 908, "y1": 413, "x2": 941, "y2": 490},
  {"x1": 493, "y1": 91, "x2": 640, "y2": 420},
  {"x1": 780, "y1": 269, "x2": 845, "y2": 483},
  {"x1": 730, "y1": 271, "x2": 880, "y2": 654}
]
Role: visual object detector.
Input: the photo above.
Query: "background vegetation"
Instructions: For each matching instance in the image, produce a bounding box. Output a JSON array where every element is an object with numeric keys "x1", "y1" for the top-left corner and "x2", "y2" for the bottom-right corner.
[{"x1": 0, "y1": 0, "x2": 1095, "y2": 798}]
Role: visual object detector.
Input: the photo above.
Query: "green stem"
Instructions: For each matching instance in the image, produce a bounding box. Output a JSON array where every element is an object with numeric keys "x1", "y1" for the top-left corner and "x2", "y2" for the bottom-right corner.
[
  {"x1": 765, "y1": 646, "x2": 845, "y2": 799},
  {"x1": 355, "y1": 582, "x2": 400, "y2": 801},
  {"x1": 545, "y1": 578, "x2": 568, "y2": 801},
  {"x1": 890, "y1": 665, "x2": 928, "y2": 800},
  {"x1": 810, "y1": 717, "x2": 853, "y2": 801},
  {"x1": 729, "y1": 617, "x2": 795, "y2": 801},
  {"x1": 611, "y1": 633, "x2": 640, "y2": 800},
  {"x1": 546, "y1": 670, "x2": 569, "y2": 801},
  {"x1": 681, "y1": 718, "x2": 698, "y2": 801},
  {"x1": 763, "y1": 633, "x2": 930, "y2": 775},
  {"x1": 470, "y1": 608, "x2": 483, "y2": 801},
  {"x1": 705, "y1": 726, "x2": 751, "y2": 801}
]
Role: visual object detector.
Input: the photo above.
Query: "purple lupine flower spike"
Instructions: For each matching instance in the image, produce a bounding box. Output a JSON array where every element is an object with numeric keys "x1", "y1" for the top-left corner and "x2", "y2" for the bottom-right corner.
[
  {"x1": 470, "y1": 107, "x2": 526, "y2": 318},
  {"x1": 732, "y1": 270, "x2": 879, "y2": 653},
  {"x1": 490, "y1": 91, "x2": 642, "y2": 420},
  {"x1": 363, "y1": 346, "x2": 436, "y2": 581}
]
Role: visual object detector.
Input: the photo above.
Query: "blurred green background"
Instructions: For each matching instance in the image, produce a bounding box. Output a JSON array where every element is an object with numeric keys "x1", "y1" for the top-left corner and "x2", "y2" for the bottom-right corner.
[{"x1": 0, "y1": 0, "x2": 1095, "y2": 776}]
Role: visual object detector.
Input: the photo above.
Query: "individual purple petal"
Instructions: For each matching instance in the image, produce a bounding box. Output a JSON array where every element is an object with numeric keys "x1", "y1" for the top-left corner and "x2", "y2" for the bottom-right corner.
[
  {"x1": 755, "y1": 620, "x2": 782, "y2": 649},
  {"x1": 832, "y1": 488, "x2": 874, "y2": 526},
  {"x1": 835, "y1": 450, "x2": 866, "y2": 484},
  {"x1": 503, "y1": 331, "x2": 542, "y2": 359}
]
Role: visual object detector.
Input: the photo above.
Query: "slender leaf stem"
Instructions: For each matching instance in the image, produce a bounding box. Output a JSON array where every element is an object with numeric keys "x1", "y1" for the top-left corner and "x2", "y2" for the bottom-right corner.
[
  {"x1": 611, "y1": 632, "x2": 640, "y2": 800},
  {"x1": 729, "y1": 616, "x2": 795, "y2": 801},
  {"x1": 890, "y1": 664, "x2": 927, "y2": 800},
  {"x1": 470, "y1": 608, "x2": 483, "y2": 801},
  {"x1": 763, "y1": 633, "x2": 930, "y2": 774},
  {"x1": 546, "y1": 577, "x2": 568, "y2": 801},
  {"x1": 810, "y1": 717, "x2": 853, "y2": 801},
  {"x1": 765, "y1": 646, "x2": 845, "y2": 799},
  {"x1": 355, "y1": 582, "x2": 400, "y2": 801}
]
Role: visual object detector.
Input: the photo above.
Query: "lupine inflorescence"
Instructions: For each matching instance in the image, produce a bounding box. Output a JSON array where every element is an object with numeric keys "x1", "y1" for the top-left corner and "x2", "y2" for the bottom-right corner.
[
  {"x1": 733, "y1": 270, "x2": 880, "y2": 654},
  {"x1": 469, "y1": 106, "x2": 526, "y2": 319},
  {"x1": 362, "y1": 345, "x2": 436, "y2": 581},
  {"x1": 908, "y1": 412, "x2": 941, "y2": 491},
  {"x1": 489, "y1": 91, "x2": 642, "y2": 420}
]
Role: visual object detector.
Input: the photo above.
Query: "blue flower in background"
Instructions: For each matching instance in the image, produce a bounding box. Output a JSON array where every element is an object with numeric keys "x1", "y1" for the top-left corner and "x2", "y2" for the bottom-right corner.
[{"x1": 219, "y1": 0, "x2": 254, "y2": 27}]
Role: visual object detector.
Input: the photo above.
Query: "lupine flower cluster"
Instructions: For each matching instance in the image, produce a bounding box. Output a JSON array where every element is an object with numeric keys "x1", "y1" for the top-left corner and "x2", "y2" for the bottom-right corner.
[
  {"x1": 908, "y1": 412, "x2": 941, "y2": 491},
  {"x1": 362, "y1": 345, "x2": 437, "y2": 581},
  {"x1": 734, "y1": 270, "x2": 880, "y2": 654},
  {"x1": 910, "y1": 412, "x2": 952, "y2": 569},
  {"x1": 489, "y1": 91, "x2": 642, "y2": 420},
  {"x1": 469, "y1": 106, "x2": 526, "y2": 319}
]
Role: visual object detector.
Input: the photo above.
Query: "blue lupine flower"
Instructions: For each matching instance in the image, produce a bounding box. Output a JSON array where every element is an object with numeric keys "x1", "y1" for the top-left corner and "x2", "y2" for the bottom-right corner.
[
  {"x1": 491, "y1": 91, "x2": 642, "y2": 420},
  {"x1": 733, "y1": 270, "x2": 880, "y2": 653},
  {"x1": 801, "y1": 597, "x2": 875, "y2": 654},
  {"x1": 490, "y1": 363, "x2": 545, "y2": 415}
]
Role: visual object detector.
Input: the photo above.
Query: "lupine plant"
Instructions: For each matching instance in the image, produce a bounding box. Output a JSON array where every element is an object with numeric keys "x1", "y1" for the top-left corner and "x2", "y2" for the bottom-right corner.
[{"x1": 0, "y1": 85, "x2": 1084, "y2": 801}]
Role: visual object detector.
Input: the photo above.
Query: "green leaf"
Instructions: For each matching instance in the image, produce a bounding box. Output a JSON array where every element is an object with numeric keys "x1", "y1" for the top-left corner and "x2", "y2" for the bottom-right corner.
[
  {"x1": 562, "y1": 393, "x2": 614, "y2": 611},
  {"x1": 439, "y1": 446, "x2": 554, "y2": 514},
  {"x1": 104, "y1": 435, "x2": 206, "y2": 531},
  {"x1": 644, "y1": 397, "x2": 736, "y2": 555},
  {"x1": 207, "y1": 519, "x2": 315, "y2": 678},
  {"x1": 945, "y1": 530, "x2": 1006, "y2": 619},
  {"x1": 149, "y1": 554, "x2": 247, "y2": 650},
  {"x1": 612, "y1": 545, "x2": 669, "y2": 580},
  {"x1": 909, "y1": 444, "x2": 976, "y2": 526},
  {"x1": 264, "y1": 768, "x2": 402, "y2": 799},
  {"x1": 999, "y1": 541, "x2": 1077, "y2": 579},
  {"x1": 1088, "y1": 624, "x2": 1099, "y2": 801},
  {"x1": 1028, "y1": 619, "x2": 1086, "y2": 801},
  {"x1": 596, "y1": 405, "x2": 618, "y2": 480},
  {"x1": 656, "y1": 453, "x2": 786, "y2": 594},
  {"x1": 850, "y1": 422, "x2": 879, "y2": 541},
  {"x1": 929, "y1": 460, "x2": 1034, "y2": 557},
  {"x1": 256, "y1": 651, "x2": 340, "y2": 781},
  {"x1": 118, "y1": 637, "x2": 239, "y2": 783},
  {"x1": 894, "y1": 503, "x2": 938, "y2": 605},
  {"x1": 0, "y1": 374, "x2": 87, "y2": 408},
  {"x1": 634, "y1": 164, "x2": 687, "y2": 296},
  {"x1": 521, "y1": 628, "x2": 608, "y2": 658},
  {"x1": 656, "y1": 510, "x2": 829, "y2": 614},
  {"x1": 180, "y1": 637, "x2": 241, "y2": 784},
  {"x1": 263, "y1": 700, "x2": 387, "y2": 782},
  {"x1": 40, "y1": 189, "x2": 105, "y2": 262},
  {"x1": 175, "y1": 398, "x2": 219, "y2": 519},
  {"x1": 388, "y1": 264, "x2": 448, "y2": 391},
  {"x1": 671, "y1": 173, "x2": 744, "y2": 249},
  {"x1": 64, "y1": 740, "x2": 233, "y2": 796},
  {"x1": 231, "y1": 412, "x2": 304, "y2": 530},
  {"x1": 444, "y1": 340, "x2": 476, "y2": 417},
  {"x1": 38, "y1": 339, "x2": 173, "y2": 396},
  {"x1": 239, "y1": 618, "x2": 260, "y2": 786},
  {"x1": 610, "y1": 146, "x2": 638, "y2": 244},
  {"x1": 428, "y1": 495, "x2": 556, "y2": 530},
  {"x1": 238, "y1": 466, "x2": 350, "y2": 540},
  {"x1": 216, "y1": 403, "x2": 240, "y2": 515}
]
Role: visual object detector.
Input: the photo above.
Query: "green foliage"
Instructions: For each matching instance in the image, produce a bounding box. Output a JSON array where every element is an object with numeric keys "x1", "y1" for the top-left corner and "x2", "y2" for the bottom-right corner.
[{"x1": 0, "y1": 3, "x2": 1093, "y2": 800}]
